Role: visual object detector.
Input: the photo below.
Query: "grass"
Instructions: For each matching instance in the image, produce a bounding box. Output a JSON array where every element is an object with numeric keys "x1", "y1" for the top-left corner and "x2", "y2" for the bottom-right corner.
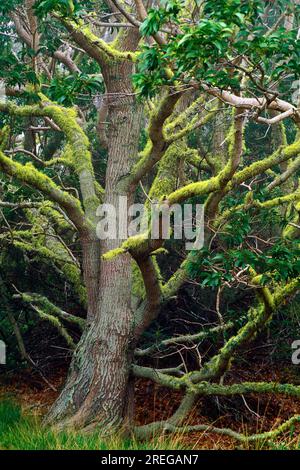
[
  {"x1": 1, "y1": 399, "x2": 300, "y2": 450},
  {"x1": 0, "y1": 400, "x2": 188, "y2": 450}
]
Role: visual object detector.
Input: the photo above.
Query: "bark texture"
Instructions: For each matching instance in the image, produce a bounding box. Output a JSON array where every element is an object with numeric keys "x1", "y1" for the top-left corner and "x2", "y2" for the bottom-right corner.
[{"x1": 46, "y1": 31, "x2": 143, "y2": 429}]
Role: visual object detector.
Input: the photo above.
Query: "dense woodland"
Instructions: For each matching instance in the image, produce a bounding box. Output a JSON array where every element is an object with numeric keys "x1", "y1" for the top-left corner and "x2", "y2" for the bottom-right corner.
[{"x1": 0, "y1": 0, "x2": 300, "y2": 451}]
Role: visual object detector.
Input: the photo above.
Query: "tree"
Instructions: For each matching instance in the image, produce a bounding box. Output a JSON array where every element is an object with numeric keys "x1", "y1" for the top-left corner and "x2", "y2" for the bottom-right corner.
[{"x1": 0, "y1": 0, "x2": 300, "y2": 443}]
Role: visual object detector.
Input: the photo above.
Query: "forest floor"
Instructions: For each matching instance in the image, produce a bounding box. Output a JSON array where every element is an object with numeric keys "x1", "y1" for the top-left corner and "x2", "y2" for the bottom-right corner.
[{"x1": 1, "y1": 361, "x2": 300, "y2": 450}]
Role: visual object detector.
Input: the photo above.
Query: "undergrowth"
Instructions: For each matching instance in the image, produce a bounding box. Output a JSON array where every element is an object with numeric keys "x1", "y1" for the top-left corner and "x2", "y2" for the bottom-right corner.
[
  {"x1": 0, "y1": 399, "x2": 299, "y2": 450},
  {"x1": 0, "y1": 400, "x2": 187, "y2": 450}
]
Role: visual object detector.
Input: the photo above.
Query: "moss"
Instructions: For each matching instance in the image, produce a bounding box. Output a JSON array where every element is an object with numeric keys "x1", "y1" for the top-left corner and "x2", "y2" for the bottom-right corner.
[
  {"x1": 123, "y1": 233, "x2": 149, "y2": 251},
  {"x1": 283, "y1": 225, "x2": 297, "y2": 239},
  {"x1": 284, "y1": 139, "x2": 300, "y2": 157},
  {"x1": 62, "y1": 263, "x2": 87, "y2": 306},
  {"x1": 102, "y1": 247, "x2": 125, "y2": 260},
  {"x1": 260, "y1": 286, "x2": 275, "y2": 310},
  {"x1": 94, "y1": 181, "x2": 105, "y2": 201},
  {"x1": 192, "y1": 296, "x2": 272, "y2": 381},
  {"x1": 151, "y1": 247, "x2": 168, "y2": 256},
  {"x1": 162, "y1": 259, "x2": 189, "y2": 300},
  {"x1": 132, "y1": 260, "x2": 146, "y2": 300},
  {"x1": 82, "y1": 195, "x2": 100, "y2": 216},
  {"x1": 283, "y1": 200, "x2": 300, "y2": 239},
  {"x1": 0, "y1": 105, "x2": 95, "y2": 231},
  {"x1": 226, "y1": 118, "x2": 236, "y2": 161},
  {"x1": 148, "y1": 141, "x2": 184, "y2": 202},
  {"x1": 0, "y1": 151, "x2": 83, "y2": 215},
  {"x1": 165, "y1": 114, "x2": 198, "y2": 142},
  {"x1": 34, "y1": 306, "x2": 75, "y2": 349},
  {"x1": 215, "y1": 190, "x2": 300, "y2": 228},
  {"x1": 40, "y1": 204, "x2": 73, "y2": 232},
  {"x1": 0, "y1": 101, "x2": 42, "y2": 117},
  {"x1": 0, "y1": 125, "x2": 10, "y2": 150},
  {"x1": 167, "y1": 175, "x2": 220, "y2": 205},
  {"x1": 44, "y1": 156, "x2": 72, "y2": 168},
  {"x1": 102, "y1": 232, "x2": 154, "y2": 261},
  {"x1": 189, "y1": 267, "x2": 300, "y2": 384},
  {"x1": 279, "y1": 122, "x2": 287, "y2": 147},
  {"x1": 12, "y1": 236, "x2": 86, "y2": 309},
  {"x1": 40, "y1": 98, "x2": 102, "y2": 222},
  {"x1": 274, "y1": 277, "x2": 299, "y2": 306},
  {"x1": 185, "y1": 151, "x2": 207, "y2": 170},
  {"x1": 193, "y1": 381, "x2": 300, "y2": 399},
  {"x1": 21, "y1": 293, "x2": 85, "y2": 329},
  {"x1": 13, "y1": 240, "x2": 73, "y2": 265},
  {"x1": 130, "y1": 139, "x2": 154, "y2": 181},
  {"x1": 164, "y1": 95, "x2": 207, "y2": 136},
  {"x1": 164, "y1": 107, "x2": 217, "y2": 142},
  {"x1": 230, "y1": 139, "x2": 300, "y2": 188},
  {"x1": 19, "y1": 293, "x2": 76, "y2": 348},
  {"x1": 45, "y1": 143, "x2": 73, "y2": 167},
  {"x1": 213, "y1": 108, "x2": 245, "y2": 188},
  {"x1": 10, "y1": 207, "x2": 86, "y2": 306},
  {"x1": 261, "y1": 193, "x2": 300, "y2": 208},
  {"x1": 1, "y1": 96, "x2": 102, "y2": 224},
  {"x1": 40, "y1": 100, "x2": 93, "y2": 174},
  {"x1": 65, "y1": 18, "x2": 137, "y2": 64}
]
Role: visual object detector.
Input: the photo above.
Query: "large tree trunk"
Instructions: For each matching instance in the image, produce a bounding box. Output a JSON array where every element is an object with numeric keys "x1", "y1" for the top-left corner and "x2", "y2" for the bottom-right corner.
[{"x1": 46, "y1": 52, "x2": 142, "y2": 430}]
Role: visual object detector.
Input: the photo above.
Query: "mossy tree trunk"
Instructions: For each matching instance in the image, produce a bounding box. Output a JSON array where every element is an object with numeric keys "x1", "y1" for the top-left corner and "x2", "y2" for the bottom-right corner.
[{"x1": 46, "y1": 52, "x2": 142, "y2": 430}]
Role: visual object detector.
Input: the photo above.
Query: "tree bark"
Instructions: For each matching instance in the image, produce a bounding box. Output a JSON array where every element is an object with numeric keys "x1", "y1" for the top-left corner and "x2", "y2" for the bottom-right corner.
[{"x1": 46, "y1": 47, "x2": 143, "y2": 429}]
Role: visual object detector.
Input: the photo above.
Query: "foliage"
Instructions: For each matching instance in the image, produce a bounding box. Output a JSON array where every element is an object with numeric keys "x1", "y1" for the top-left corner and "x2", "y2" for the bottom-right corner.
[
  {"x1": 139, "y1": 0, "x2": 182, "y2": 36},
  {"x1": 134, "y1": 0, "x2": 300, "y2": 96},
  {"x1": 34, "y1": 0, "x2": 76, "y2": 17},
  {"x1": 47, "y1": 73, "x2": 103, "y2": 106}
]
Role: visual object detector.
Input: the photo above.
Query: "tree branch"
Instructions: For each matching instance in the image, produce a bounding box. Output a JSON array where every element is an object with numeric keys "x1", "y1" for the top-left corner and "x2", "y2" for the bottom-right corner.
[{"x1": 135, "y1": 322, "x2": 233, "y2": 357}]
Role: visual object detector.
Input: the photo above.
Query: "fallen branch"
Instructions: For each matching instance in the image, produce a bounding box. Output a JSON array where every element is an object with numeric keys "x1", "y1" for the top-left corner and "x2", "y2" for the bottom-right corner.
[{"x1": 135, "y1": 414, "x2": 300, "y2": 444}]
